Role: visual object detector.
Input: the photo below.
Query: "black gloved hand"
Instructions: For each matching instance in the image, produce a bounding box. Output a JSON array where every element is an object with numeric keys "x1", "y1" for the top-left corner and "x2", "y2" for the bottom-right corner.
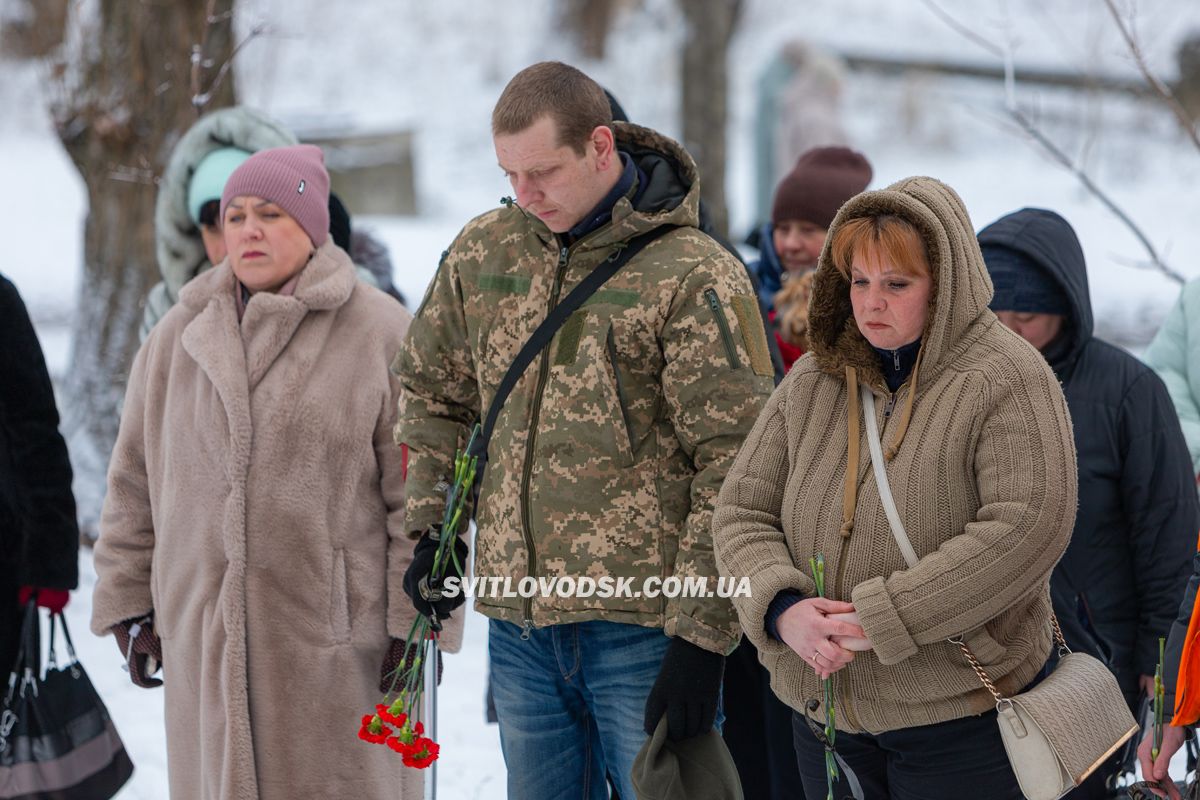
[
  {"x1": 379, "y1": 637, "x2": 444, "y2": 694},
  {"x1": 402, "y1": 529, "x2": 469, "y2": 622},
  {"x1": 112, "y1": 616, "x2": 164, "y2": 689},
  {"x1": 643, "y1": 637, "x2": 725, "y2": 741}
]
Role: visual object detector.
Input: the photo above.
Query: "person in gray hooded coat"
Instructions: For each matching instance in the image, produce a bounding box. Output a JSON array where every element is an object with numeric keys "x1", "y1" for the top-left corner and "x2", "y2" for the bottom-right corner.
[
  {"x1": 140, "y1": 107, "x2": 407, "y2": 345},
  {"x1": 140, "y1": 106, "x2": 297, "y2": 340}
]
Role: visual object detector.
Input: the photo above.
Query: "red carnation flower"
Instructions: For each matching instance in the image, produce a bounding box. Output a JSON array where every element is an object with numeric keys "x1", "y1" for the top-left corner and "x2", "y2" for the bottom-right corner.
[
  {"x1": 357, "y1": 713, "x2": 390, "y2": 745},
  {"x1": 385, "y1": 734, "x2": 417, "y2": 756},
  {"x1": 403, "y1": 737, "x2": 440, "y2": 769},
  {"x1": 376, "y1": 702, "x2": 407, "y2": 727}
]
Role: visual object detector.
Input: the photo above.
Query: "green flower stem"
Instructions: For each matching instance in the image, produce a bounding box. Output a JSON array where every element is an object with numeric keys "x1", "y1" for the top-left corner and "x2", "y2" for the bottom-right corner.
[
  {"x1": 431, "y1": 426, "x2": 480, "y2": 581},
  {"x1": 378, "y1": 425, "x2": 481, "y2": 734},
  {"x1": 1153, "y1": 636, "x2": 1165, "y2": 761}
]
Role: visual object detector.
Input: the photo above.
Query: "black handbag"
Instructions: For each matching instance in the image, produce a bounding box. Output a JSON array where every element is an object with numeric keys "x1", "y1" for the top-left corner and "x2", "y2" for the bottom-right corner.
[{"x1": 0, "y1": 600, "x2": 133, "y2": 800}]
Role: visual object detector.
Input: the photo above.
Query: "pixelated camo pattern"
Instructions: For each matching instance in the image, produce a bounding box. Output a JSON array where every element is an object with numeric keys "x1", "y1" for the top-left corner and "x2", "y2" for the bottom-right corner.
[{"x1": 394, "y1": 122, "x2": 774, "y2": 653}]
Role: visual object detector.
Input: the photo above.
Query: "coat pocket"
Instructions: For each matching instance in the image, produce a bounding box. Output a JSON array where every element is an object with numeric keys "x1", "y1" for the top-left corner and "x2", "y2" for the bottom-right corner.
[
  {"x1": 539, "y1": 312, "x2": 635, "y2": 466},
  {"x1": 150, "y1": 549, "x2": 168, "y2": 639},
  {"x1": 606, "y1": 325, "x2": 635, "y2": 455},
  {"x1": 330, "y1": 548, "x2": 351, "y2": 643}
]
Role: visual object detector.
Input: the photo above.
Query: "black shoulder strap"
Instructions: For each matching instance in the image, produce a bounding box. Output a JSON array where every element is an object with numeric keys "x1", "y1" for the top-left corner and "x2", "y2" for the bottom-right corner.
[{"x1": 468, "y1": 225, "x2": 675, "y2": 461}]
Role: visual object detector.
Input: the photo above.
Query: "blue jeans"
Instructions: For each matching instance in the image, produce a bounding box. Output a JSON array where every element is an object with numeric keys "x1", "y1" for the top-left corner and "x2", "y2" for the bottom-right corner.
[{"x1": 490, "y1": 618, "x2": 716, "y2": 800}]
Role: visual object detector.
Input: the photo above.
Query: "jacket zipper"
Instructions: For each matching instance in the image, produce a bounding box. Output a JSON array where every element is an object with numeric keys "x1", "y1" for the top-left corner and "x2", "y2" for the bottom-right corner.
[
  {"x1": 607, "y1": 326, "x2": 635, "y2": 451},
  {"x1": 518, "y1": 243, "x2": 570, "y2": 638},
  {"x1": 704, "y1": 288, "x2": 741, "y2": 369}
]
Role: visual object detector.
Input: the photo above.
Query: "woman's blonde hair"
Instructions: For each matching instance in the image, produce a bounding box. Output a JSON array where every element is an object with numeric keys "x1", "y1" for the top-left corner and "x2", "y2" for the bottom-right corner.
[{"x1": 829, "y1": 214, "x2": 930, "y2": 279}]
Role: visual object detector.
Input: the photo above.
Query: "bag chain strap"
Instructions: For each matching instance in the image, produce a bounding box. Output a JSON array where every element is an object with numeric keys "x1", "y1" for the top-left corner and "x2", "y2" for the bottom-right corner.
[{"x1": 951, "y1": 613, "x2": 1071, "y2": 710}]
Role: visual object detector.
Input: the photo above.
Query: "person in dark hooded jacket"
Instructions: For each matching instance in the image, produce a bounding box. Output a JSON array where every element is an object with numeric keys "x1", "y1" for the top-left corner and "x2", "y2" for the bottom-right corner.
[
  {"x1": 0, "y1": 275, "x2": 79, "y2": 674},
  {"x1": 979, "y1": 207, "x2": 1198, "y2": 797}
]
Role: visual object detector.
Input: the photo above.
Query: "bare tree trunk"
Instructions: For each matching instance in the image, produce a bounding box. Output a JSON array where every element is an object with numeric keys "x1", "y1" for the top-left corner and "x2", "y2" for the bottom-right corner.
[
  {"x1": 0, "y1": 0, "x2": 69, "y2": 59},
  {"x1": 681, "y1": 0, "x2": 741, "y2": 238},
  {"x1": 558, "y1": 0, "x2": 625, "y2": 60},
  {"x1": 51, "y1": 0, "x2": 236, "y2": 530}
]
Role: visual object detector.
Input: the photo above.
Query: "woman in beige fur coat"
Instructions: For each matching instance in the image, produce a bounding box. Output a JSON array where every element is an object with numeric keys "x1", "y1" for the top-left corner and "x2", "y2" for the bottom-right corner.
[
  {"x1": 91, "y1": 145, "x2": 459, "y2": 800},
  {"x1": 713, "y1": 177, "x2": 1078, "y2": 799}
]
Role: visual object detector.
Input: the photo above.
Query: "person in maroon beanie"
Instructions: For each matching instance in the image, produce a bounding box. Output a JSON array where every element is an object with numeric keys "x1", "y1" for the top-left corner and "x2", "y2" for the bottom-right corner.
[
  {"x1": 0, "y1": 274, "x2": 79, "y2": 675},
  {"x1": 746, "y1": 146, "x2": 872, "y2": 372},
  {"x1": 728, "y1": 146, "x2": 871, "y2": 800}
]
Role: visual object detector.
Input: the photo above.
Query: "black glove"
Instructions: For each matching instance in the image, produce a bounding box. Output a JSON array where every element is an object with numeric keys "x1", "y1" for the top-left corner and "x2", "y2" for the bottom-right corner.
[
  {"x1": 112, "y1": 616, "x2": 163, "y2": 689},
  {"x1": 379, "y1": 637, "x2": 444, "y2": 694},
  {"x1": 403, "y1": 530, "x2": 469, "y2": 623},
  {"x1": 643, "y1": 637, "x2": 725, "y2": 741}
]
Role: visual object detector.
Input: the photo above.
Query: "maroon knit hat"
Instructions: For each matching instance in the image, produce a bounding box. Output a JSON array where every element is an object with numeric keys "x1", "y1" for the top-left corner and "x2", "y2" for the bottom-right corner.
[
  {"x1": 771, "y1": 146, "x2": 873, "y2": 228},
  {"x1": 221, "y1": 144, "x2": 330, "y2": 247}
]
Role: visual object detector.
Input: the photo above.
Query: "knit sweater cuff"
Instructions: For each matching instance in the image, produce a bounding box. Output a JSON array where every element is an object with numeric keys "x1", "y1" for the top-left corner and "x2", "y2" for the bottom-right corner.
[
  {"x1": 852, "y1": 576, "x2": 918, "y2": 665},
  {"x1": 764, "y1": 590, "x2": 806, "y2": 641},
  {"x1": 737, "y1": 563, "x2": 813, "y2": 657}
]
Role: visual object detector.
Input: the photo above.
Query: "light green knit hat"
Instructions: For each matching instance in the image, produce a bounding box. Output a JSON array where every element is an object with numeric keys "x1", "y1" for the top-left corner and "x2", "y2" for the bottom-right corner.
[{"x1": 187, "y1": 147, "x2": 252, "y2": 225}]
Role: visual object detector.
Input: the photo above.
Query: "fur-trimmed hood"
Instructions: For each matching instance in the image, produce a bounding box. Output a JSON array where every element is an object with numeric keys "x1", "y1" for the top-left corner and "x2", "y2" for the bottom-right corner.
[
  {"x1": 511, "y1": 121, "x2": 703, "y2": 250},
  {"x1": 807, "y1": 176, "x2": 995, "y2": 392},
  {"x1": 155, "y1": 106, "x2": 297, "y2": 302}
]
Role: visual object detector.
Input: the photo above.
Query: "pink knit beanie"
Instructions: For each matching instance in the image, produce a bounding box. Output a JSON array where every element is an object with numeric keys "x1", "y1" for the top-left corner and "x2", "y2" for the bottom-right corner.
[{"x1": 221, "y1": 144, "x2": 330, "y2": 247}]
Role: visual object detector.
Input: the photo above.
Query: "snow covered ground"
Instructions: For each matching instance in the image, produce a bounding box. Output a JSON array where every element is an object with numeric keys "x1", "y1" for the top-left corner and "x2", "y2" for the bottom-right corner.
[
  {"x1": 5, "y1": 0, "x2": 1200, "y2": 794},
  {"x1": 64, "y1": 547, "x2": 506, "y2": 798}
]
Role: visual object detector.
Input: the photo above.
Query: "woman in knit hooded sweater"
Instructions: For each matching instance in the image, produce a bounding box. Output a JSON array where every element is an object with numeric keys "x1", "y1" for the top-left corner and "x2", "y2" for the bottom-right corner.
[{"x1": 713, "y1": 176, "x2": 1078, "y2": 798}]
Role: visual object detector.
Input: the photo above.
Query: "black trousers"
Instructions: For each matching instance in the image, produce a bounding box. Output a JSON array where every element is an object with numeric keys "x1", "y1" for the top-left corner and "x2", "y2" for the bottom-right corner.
[
  {"x1": 723, "y1": 637, "x2": 805, "y2": 799},
  {"x1": 792, "y1": 708, "x2": 1024, "y2": 800}
]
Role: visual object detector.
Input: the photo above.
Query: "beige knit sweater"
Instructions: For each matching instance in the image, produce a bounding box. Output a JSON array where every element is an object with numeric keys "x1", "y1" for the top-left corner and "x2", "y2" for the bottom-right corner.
[{"x1": 713, "y1": 177, "x2": 1078, "y2": 734}]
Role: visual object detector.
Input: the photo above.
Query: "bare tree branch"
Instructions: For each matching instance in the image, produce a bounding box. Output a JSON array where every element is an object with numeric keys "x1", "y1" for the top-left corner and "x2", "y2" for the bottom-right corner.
[
  {"x1": 1008, "y1": 106, "x2": 1184, "y2": 283},
  {"x1": 1102, "y1": 0, "x2": 1200, "y2": 153},
  {"x1": 194, "y1": 22, "x2": 266, "y2": 111},
  {"x1": 917, "y1": 0, "x2": 1003, "y2": 59},
  {"x1": 187, "y1": 0, "x2": 259, "y2": 114},
  {"x1": 920, "y1": 0, "x2": 1183, "y2": 284}
]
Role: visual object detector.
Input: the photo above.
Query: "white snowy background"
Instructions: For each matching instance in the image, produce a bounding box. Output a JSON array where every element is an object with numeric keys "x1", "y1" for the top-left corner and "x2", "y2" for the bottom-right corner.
[{"x1": 4, "y1": 0, "x2": 1200, "y2": 795}]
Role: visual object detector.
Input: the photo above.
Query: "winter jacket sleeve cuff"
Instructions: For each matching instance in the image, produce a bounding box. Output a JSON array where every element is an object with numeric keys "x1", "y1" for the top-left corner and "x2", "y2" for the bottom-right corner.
[
  {"x1": 735, "y1": 562, "x2": 813, "y2": 657},
  {"x1": 764, "y1": 590, "x2": 805, "y2": 641},
  {"x1": 665, "y1": 613, "x2": 740, "y2": 656},
  {"x1": 404, "y1": 507, "x2": 445, "y2": 537},
  {"x1": 852, "y1": 576, "x2": 919, "y2": 665}
]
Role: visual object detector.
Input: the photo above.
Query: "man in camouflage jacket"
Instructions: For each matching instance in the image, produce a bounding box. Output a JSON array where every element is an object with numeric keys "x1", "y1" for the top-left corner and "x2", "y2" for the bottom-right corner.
[{"x1": 393, "y1": 62, "x2": 773, "y2": 797}]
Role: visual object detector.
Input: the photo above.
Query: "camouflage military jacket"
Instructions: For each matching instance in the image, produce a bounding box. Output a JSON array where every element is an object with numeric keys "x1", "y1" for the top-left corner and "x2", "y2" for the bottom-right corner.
[{"x1": 393, "y1": 122, "x2": 774, "y2": 654}]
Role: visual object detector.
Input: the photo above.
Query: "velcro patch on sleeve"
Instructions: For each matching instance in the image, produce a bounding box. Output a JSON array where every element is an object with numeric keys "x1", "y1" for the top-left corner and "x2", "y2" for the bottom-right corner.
[
  {"x1": 479, "y1": 273, "x2": 532, "y2": 294},
  {"x1": 583, "y1": 288, "x2": 640, "y2": 308},
  {"x1": 731, "y1": 294, "x2": 775, "y2": 377}
]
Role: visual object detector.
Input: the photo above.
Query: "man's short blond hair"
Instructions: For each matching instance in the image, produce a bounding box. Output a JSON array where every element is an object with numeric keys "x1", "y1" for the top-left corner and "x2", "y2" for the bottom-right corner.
[{"x1": 492, "y1": 61, "x2": 613, "y2": 155}]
